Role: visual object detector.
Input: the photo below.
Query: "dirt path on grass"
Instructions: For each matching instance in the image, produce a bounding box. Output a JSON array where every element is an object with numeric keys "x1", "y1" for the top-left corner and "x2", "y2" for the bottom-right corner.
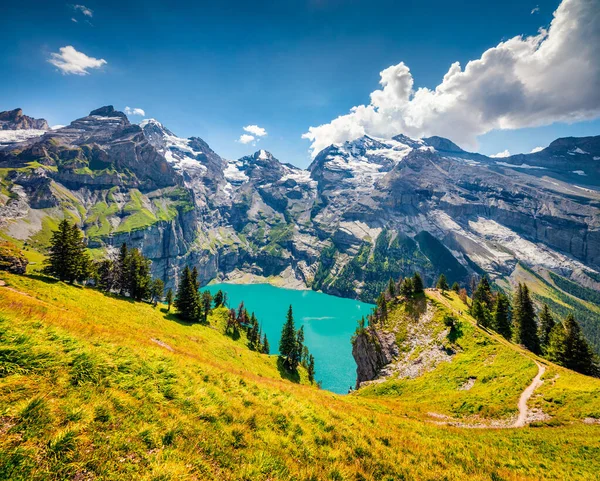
[
  {"x1": 426, "y1": 289, "x2": 547, "y2": 429},
  {"x1": 513, "y1": 361, "x2": 545, "y2": 427}
]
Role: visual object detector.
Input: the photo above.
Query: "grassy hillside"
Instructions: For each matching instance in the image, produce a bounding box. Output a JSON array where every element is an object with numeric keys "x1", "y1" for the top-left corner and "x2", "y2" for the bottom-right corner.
[
  {"x1": 1, "y1": 273, "x2": 600, "y2": 480},
  {"x1": 358, "y1": 290, "x2": 600, "y2": 425}
]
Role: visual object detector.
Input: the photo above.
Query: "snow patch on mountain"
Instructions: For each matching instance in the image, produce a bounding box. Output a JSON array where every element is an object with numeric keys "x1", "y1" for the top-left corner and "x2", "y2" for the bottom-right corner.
[
  {"x1": 224, "y1": 160, "x2": 249, "y2": 184},
  {"x1": 495, "y1": 161, "x2": 547, "y2": 170},
  {"x1": 0, "y1": 129, "x2": 46, "y2": 146},
  {"x1": 140, "y1": 118, "x2": 206, "y2": 172}
]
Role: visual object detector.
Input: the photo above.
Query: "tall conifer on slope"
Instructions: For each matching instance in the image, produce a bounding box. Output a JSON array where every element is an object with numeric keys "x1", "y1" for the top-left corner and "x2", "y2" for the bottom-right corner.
[
  {"x1": 45, "y1": 219, "x2": 71, "y2": 281},
  {"x1": 174, "y1": 266, "x2": 201, "y2": 321},
  {"x1": 279, "y1": 305, "x2": 298, "y2": 370},
  {"x1": 412, "y1": 273, "x2": 424, "y2": 294},
  {"x1": 538, "y1": 304, "x2": 555, "y2": 352},
  {"x1": 512, "y1": 283, "x2": 540, "y2": 354},
  {"x1": 436, "y1": 274, "x2": 449, "y2": 291},
  {"x1": 45, "y1": 220, "x2": 90, "y2": 283},
  {"x1": 492, "y1": 293, "x2": 512, "y2": 339},
  {"x1": 547, "y1": 314, "x2": 598, "y2": 376}
]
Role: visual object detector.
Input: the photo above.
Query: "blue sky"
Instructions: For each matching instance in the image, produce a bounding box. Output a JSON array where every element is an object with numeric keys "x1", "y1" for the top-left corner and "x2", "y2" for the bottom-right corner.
[{"x1": 1, "y1": 0, "x2": 598, "y2": 167}]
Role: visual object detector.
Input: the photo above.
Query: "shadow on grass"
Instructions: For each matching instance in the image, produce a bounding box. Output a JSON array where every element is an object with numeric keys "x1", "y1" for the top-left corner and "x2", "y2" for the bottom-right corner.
[
  {"x1": 277, "y1": 356, "x2": 300, "y2": 384},
  {"x1": 225, "y1": 327, "x2": 241, "y2": 341},
  {"x1": 448, "y1": 321, "x2": 464, "y2": 344}
]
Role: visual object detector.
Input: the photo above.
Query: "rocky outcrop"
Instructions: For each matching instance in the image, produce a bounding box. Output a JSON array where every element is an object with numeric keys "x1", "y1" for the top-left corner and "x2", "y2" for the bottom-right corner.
[
  {"x1": 0, "y1": 242, "x2": 28, "y2": 274},
  {"x1": 352, "y1": 328, "x2": 399, "y2": 388},
  {"x1": 0, "y1": 108, "x2": 49, "y2": 131}
]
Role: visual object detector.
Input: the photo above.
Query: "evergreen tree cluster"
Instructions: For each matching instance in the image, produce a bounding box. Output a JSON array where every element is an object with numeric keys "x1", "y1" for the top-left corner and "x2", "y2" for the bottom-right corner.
[
  {"x1": 279, "y1": 305, "x2": 316, "y2": 382},
  {"x1": 237, "y1": 303, "x2": 270, "y2": 353},
  {"x1": 465, "y1": 278, "x2": 598, "y2": 376},
  {"x1": 44, "y1": 219, "x2": 93, "y2": 284},
  {"x1": 96, "y1": 243, "x2": 159, "y2": 302},
  {"x1": 44, "y1": 222, "x2": 164, "y2": 305},
  {"x1": 369, "y1": 272, "x2": 425, "y2": 325}
]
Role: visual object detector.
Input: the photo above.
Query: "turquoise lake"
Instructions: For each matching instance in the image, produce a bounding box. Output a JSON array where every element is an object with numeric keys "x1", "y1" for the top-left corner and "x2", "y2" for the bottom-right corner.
[{"x1": 205, "y1": 283, "x2": 373, "y2": 394}]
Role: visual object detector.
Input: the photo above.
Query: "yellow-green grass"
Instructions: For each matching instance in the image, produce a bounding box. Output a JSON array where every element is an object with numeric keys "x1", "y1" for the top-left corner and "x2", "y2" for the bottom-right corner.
[
  {"x1": 358, "y1": 293, "x2": 538, "y2": 419},
  {"x1": 1, "y1": 273, "x2": 600, "y2": 480}
]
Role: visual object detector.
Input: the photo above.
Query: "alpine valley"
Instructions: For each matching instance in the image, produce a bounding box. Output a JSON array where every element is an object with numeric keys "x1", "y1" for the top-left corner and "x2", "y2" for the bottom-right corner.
[{"x1": 1, "y1": 105, "x2": 600, "y2": 353}]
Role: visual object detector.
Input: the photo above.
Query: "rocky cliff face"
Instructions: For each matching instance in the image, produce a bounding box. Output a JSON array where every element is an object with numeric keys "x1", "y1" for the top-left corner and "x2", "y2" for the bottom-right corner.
[
  {"x1": 352, "y1": 297, "x2": 455, "y2": 389},
  {"x1": 352, "y1": 327, "x2": 399, "y2": 388},
  {"x1": 1, "y1": 105, "x2": 599, "y2": 302}
]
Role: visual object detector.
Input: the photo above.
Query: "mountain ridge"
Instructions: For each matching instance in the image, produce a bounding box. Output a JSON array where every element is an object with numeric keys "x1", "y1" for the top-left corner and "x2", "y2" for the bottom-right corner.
[{"x1": 1, "y1": 105, "x2": 600, "y2": 351}]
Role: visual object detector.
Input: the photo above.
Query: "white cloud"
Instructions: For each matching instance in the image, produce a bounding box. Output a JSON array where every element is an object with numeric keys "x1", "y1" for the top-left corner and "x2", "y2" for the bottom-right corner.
[
  {"x1": 490, "y1": 150, "x2": 511, "y2": 158},
  {"x1": 73, "y1": 4, "x2": 93, "y2": 17},
  {"x1": 51, "y1": 125, "x2": 65, "y2": 130},
  {"x1": 531, "y1": 6, "x2": 540, "y2": 14},
  {"x1": 302, "y1": 0, "x2": 600, "y2": 157},
  {"x1": 530, "y1": 146, "x2": 544, "y2": 153},
  {"x1": 71, "y1": 17, "x2": 78, "y2": 23},
  {"x1": 124, "y1": 106, "x2": 146, "y2": 116},
  {"x1": 238, "y1": 134, "x2": 255, "y2": 144},
  {"x1": 243, "y1": 125, "x2": 267, "y2": 137},
  {"x1": 48, "y1": 46, "x2": 107, "y2": 75}
]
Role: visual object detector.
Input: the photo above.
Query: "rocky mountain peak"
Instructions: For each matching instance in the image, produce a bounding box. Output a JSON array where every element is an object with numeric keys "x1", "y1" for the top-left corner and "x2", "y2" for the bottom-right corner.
[
  {"x1": 422, "y1": 136, "x2": 465, "y2": 153},
  {"x1": 0, "y1": 108, "x2": 49, "y2": 131},
  {"x1": 89, "y1": 105, "x2": 128, "y2": 121}
]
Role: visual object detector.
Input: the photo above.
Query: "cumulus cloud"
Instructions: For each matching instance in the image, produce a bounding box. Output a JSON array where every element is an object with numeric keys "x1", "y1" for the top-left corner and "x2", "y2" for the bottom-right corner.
[
  {"x1": 48, "y1": 46, "x2": 107, "y2": 75},
  {"x1": 238, "y1": 134, "x2": 255, "y2": 144},
  {"x1": 73, "y1": 4, "x2": 93, "y2": 17},
  {"x1": 302, "y1": 0, "x2": 600, "y2": 156},
  {"x1": 490, "y1": 150, "x2": 511, "y2": 158},
  {"x1": 530, "y1": 146, "x2": 545, "y2": 153},
  {"x1": 243, "y1": 125, "x2": 267, "y2": 137},
  {"x1": 124, "y1": 106, "x2": 146, "y2": 116}
]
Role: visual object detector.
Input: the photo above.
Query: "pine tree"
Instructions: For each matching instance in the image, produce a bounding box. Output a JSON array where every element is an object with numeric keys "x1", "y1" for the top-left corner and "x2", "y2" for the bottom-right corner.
[
  {"x1": 473, "y1": 277, "x2": 493, "y2": 309},
  {"x1": 451, "y1": 282, "x2": 460, "y2": 293},
  {"x1": 471, "y1": 299, "x2": 490, "y2": 327},
  {"x1": 165, "y1": 288, "x2": 174, "y2": 312},
  {"x1": 307, "y1": 354, "x2": 315, "y2": 383},
  {"x1": 295, "y1": 326, "x2": 305, "y2": 368},
  {"x1": 412, "y1": 273, "x2": 424, "y2": 294},
  {"x1": 561, "y1": 314, "x2": 596, "y2": 375},
  {"x1": 492, "y1": 292, "x2": 512, "y2": 339},
  {"x1": 126, "y1": 248, "x2": 152, "y2": 301},
  {"x1": 213, "y1": 290, "x2": 224, "y2": 308},
  {"x1": 45, "y1": 220, "x2": 91, "y2": 283},
  {"x1": 174, "y1": 266, "x2": 201, "y2": 321},
  {"x1": 45, "y1": 219, "x2": 71, "y2": 281},
  {"x1": 387, "y1": 277, "x2": 396, "y2": 299},
  {"x1": 538, "y1": 304, "x2": 555, "y2": 352},
  {"x1": 151, "y1": 278, "x2": 164, "y2": 306},
  {"x1": 201, "y1": 291, "x2": 212, "y2": 323},
  {"x1": 262, "y1": 333, "x2": 270, "y2": 354},
  {"x1": 546, "y1": 315, "x2": 597, "y2": 376},
  {"x1": 399, "y1": 278, "x2": 413, "y2": 297},
  {"x1": 279, "y1": 305, "x2": 298, "y2": 370},
  {"x1": 68, "y1": 223, "x2": 92, "y2": 283},
  {"x1": 436, "y1": 274, "x2": 449, "y2": 291},
  {"x1": 376, "y1": 292, "x2": 388, "y2": 322},
  {"x1": 512, "y1": 283, "x2": 540, "y2": 354},
  {"x1": 116, "y1": 243, "x2": 129, "y2": 295}
]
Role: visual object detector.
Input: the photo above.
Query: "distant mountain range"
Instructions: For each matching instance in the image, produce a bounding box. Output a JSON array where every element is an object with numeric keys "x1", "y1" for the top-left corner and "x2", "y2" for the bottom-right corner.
[{"x1": 1, "y1": 105, "x2": 600, "y2": 349}]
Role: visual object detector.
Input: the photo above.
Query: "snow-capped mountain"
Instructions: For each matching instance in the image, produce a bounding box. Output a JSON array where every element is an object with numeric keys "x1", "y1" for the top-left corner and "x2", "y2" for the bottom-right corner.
[{"x1": 1, "y1": 106, "x2": 599, "y2": 323}]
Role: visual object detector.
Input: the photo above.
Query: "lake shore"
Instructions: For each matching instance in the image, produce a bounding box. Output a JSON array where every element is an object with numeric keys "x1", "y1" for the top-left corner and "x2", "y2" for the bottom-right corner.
[{"x1": 208, "y1": 266, "x2": 309, "y2": 291}]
